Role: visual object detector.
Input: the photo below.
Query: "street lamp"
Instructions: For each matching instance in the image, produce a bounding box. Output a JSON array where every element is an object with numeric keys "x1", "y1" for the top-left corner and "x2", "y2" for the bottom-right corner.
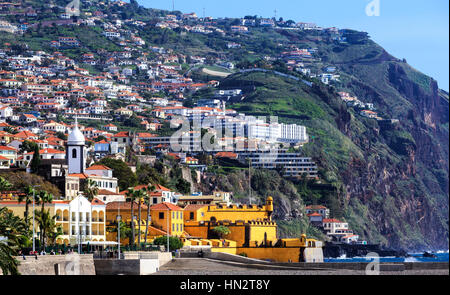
[{"x1": 117, "y1": 204, "x2": 121, "y2": 259}]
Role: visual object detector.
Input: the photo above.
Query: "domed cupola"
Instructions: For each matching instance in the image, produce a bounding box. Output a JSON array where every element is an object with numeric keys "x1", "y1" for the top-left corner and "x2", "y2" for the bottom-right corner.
[{"x1": 67, "y1": 117, "x2": 85, "y2": 146}]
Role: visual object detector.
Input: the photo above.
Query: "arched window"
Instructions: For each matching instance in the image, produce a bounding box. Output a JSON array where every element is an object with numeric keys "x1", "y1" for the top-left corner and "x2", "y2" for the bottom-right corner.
[{"x1": 72, "y1": 148, "x2": 77, "y2": 158}]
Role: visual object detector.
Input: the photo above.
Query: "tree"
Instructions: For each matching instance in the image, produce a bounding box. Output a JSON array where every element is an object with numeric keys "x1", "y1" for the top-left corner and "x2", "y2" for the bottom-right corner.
[
  {"x1": 37, "y1": 191, "x2": 53, "y2": 213},
  {"x1": 97, "y1": 158, "x2": 138, "y2": 191},
  {"x1": 19, "y1": 140, "x2": 38, "y2": 154},
  {"x1": 0, "y1": 176, "x2": 12, "y2": 191},
  {"x1": 153, "y1": 236, "x2": 183, "y2": 251},
  {"x1": 134, "y1": 188, "x2": 147, "y2": 247},
  {"x1": 83, "y1": 179, "x2": 99, "y2": 238},
  {"x1": 125, "y1": 188, "x2": 137, "y2": 247},
  {"x1": 176, "y1": 178, "x2": 191, "y2": 195},
  {"x1": 17, "y1": 186, "x2": 36, "y2": 226},
  {"x1": 0, "y1": 207, "x2": 28, "y2": 275},
  {"x1": 212, "y1": 226, "x2": 231, "y2": 239},
  {"x1": 143, "y1": 184, "x2": 156, "y2": 245},
  {"x1": 107, "y1": 221, "x2": 132, "y2": 244},
  {"x1": 35, "y1": 209, "x2": 60, "y2": 251},
  {"x1": 30, "y1": 144, "x2": 40, "y2": 174}
]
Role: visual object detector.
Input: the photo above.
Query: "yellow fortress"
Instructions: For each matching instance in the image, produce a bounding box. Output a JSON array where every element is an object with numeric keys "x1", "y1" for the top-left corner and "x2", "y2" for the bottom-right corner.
[{"x1": 104, "y1": 196, "x2": 323, "y2": 263}]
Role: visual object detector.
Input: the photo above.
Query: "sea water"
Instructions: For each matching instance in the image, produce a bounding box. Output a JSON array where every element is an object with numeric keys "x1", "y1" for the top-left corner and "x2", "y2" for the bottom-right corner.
[{"x1": 324, "y1": 251, "x2": 449, "y2": 263}]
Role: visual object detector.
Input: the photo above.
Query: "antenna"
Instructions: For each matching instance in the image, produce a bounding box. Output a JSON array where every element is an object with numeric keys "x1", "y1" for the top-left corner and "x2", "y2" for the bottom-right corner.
[
  {"x1": 203, "y1": 7, "x2": 205, "y2": 19},
  {"x1": 274, "y1": 9, "x2": 277, "y2": 20},
  {"x1": 172, "y1": 0, "x2": 174, "y2": 12}
]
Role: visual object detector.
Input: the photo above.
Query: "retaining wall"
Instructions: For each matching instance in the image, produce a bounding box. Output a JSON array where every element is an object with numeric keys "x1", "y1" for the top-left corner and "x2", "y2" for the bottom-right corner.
[{"x1": 13, "y1": 254, "x2": 95, "y2": 275}]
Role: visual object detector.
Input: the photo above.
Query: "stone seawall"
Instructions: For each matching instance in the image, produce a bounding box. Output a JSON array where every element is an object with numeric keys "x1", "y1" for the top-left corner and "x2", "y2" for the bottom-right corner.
[
  {"x1": 94, "y1": 252, "x2": 173, "y2": 275},
  {"x1": 14, "y1": 254, "x2": 96, "y2": 275},
  {"x1": 0, "y1": 252, "x2": 173, "y2": 275}
]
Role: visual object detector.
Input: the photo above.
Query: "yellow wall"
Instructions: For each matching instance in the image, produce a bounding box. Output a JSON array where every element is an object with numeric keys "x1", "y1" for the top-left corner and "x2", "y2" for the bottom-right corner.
[
  {"x1": 184, "y1": 197, "x2": 274, "y2": 224},
  {"x1": 210, "y1": 246, "x2": 302, "y2": 263},
  {"x1": 150, "y1": 209, "x2": 184, "y2": 236},
  {"x1": 183, "y1": 221, "x2": 277, "y2": 247}
]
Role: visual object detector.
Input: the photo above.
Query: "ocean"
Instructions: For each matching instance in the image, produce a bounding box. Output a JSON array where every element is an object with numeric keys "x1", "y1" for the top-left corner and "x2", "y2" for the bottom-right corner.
[{"x1": 324, "y1": 250, "x2": 449, "y2": 263}]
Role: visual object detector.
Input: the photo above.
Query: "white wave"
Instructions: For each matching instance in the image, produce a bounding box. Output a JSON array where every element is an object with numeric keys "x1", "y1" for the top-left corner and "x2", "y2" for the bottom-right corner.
[
  {"x1": 436, "y1": 250, "x2": 449, "y2": 254},
  {"x1": 404, "y1": 256, "x2": 419, "y2": 262}
]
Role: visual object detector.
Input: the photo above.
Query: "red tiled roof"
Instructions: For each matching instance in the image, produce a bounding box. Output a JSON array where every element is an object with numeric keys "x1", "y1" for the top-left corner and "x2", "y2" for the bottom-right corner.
[
  {"x1": 97, "y1": 189, "x2": 123, "y2": 196},
  {"x1": 305, "y1": 205, "x2": 327, "y2": 210},
  {"x1": 91, "y1": 199, "x2": 105, "y2": 205},
  {"x1": 151, "y1": 202, "x2": 183, "y2": 211},
  {"x1": 86, "y1": 164, "x2": 112, "y2": 171}
]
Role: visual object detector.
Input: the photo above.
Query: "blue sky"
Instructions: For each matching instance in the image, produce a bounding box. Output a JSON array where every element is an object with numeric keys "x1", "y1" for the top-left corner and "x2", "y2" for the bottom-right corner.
[{"x1": 137, "y1": 0, "x2": 449, "y2": 91}]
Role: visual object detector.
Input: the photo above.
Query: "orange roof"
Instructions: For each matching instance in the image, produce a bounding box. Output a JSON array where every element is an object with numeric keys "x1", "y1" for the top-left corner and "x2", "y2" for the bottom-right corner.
[
  {"x1": 86, "y1": 165, "x2": 112, "y2": 171},
  {"x1": 91, "y1": 199, "x2": 105, "y2": 205},
  {"x1": 305, "y1": 205, "x2": 327, "y2": 210},
  {"x1": 67, "y1": 173, "x2": 88, "y2": 179},
  {"x1": 150, "y1": 202, "x2": 183, "y2": 211}
]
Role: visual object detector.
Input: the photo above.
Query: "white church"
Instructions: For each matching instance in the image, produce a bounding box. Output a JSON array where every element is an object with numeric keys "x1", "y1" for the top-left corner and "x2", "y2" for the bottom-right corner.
[
  {"x1": 64, "y1": 118, "x2": 123, "y2": 203},
  {"x1": 52, "y1": 118, "x2": 124, "y2": 245}
]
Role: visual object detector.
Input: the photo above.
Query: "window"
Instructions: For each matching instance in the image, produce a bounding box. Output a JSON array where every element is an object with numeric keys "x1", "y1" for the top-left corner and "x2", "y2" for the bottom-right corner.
[
  {"x1": 159, "y1": 212, "x2": 164, "y2": 219},
  {"x1": 153, "y1": 198, "x2": 157, "y2": 204},
  {"x1": 72, "y1": 148, "x2": 77, "y2": 158},
  {"x1": 190, "y1": 212, "x2": 194, "y2": 220}
]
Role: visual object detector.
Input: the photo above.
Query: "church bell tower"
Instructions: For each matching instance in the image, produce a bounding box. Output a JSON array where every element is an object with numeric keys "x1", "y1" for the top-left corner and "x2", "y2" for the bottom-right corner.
[{"x1": 66, "y1": 117, "x2": 86, "y2": 174}]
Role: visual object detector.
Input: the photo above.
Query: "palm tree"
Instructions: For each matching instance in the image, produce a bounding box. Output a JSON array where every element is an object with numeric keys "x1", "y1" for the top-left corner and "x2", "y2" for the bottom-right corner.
[
  {"x1": 0, "y1": 207, "x2": 28, "y2": 275},
  {"x1": 143, "y1": 184, "x2": 156, "y2": 246},
  {"x1": 134, "y1": 188, "x2": 148, "y2": 247},
  {"x1": 35, "y1": 209, "x2": 60, "y2": 251},
  {"x1": 125, "y1": 188, "x2": 137, "y2": 247},
  {"x1": 38, "y1": 191, "x2": 53, "y2": 213},
  {"x1": 83, "y1": 179, "x2": 99, "y2": 239},
  {"x1": 17, "y1": 186, "x2": 35, "y2": 226}
]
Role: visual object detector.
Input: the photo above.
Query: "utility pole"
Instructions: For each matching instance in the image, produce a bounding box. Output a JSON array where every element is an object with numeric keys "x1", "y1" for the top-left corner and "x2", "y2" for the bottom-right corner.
[{"x1": 172, "y1": 0, "x2": 174, "y2": 12}]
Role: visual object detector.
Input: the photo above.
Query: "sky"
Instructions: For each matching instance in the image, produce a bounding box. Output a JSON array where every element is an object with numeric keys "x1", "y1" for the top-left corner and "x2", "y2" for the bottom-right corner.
[{"x1": 136, "y1": 0, "x2": 449, "y2": 91}]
